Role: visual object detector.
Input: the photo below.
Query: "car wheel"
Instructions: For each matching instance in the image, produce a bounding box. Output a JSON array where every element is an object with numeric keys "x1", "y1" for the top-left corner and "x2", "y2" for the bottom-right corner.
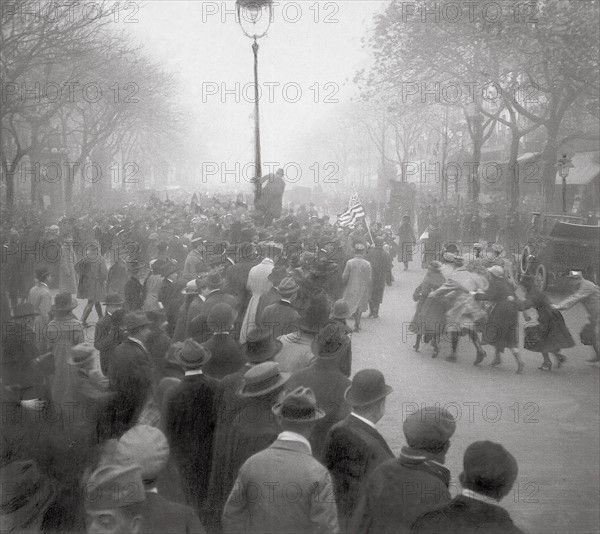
[
  {"x1": 521, "y1": 246, "x2": 531, "y2": 274},
  {"x1": 534, "y1": 263, "x2": 547, "y2": 291}
]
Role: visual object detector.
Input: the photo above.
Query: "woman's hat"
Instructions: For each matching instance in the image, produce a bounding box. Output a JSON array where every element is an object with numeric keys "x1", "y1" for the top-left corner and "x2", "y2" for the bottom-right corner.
[
  {"x1": 311, "y1": 322, "x2": 351, "y2": 360},
  {"x1": 277, "y1": 277, "x2": 299, "y2": 298},
  {"x1": 0, "y1": 460, "x2": 56, "y2": 533},
  {"x1": 487, "y1": 265, "x2": 504, "y2": 278},
  {"x1": 243, "y1": 327, "x2": 283, "y2": 363},
  {"x1": 344, "y1": 369, "x2": 393, "y2": 407},
  {"x1": 237, "y1": 361, "x2": 290, "y2": 398},
  {"x1": 331, "y1": 299, "x2": 351, "y2": 320},
  {"x1": 174, "y1": 338, "x2": 211, "y2": 369},
  {"x1": 51, "y1": 292, "x2": 78, "y2": 313},
  {"x1": 428, "y1": 261, "x2": 442, "y2": 272},
  {"x1": 272, "y1": 386, "x2": 325, "y2": 422}
]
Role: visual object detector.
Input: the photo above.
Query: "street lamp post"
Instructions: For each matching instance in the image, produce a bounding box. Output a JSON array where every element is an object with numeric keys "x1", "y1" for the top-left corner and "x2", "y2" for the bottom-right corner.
[
  {"x1": 557, "y1": 154, "x2": 574, "y2": 214},
  {"x1": 236, "y1": 0, "x2": 272, "y2": 205}
]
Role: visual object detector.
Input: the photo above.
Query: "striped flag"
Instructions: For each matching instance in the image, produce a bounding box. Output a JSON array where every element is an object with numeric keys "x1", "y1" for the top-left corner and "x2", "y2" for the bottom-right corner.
[{"x1": 337, "y1": 192, "x2": 365, "y2": 227}]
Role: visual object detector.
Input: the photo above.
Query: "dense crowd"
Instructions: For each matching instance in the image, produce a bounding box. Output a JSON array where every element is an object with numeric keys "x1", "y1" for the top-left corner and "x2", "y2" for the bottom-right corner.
[{"x1": 1, "y1": 192, "x2": 598, "y2": 534}]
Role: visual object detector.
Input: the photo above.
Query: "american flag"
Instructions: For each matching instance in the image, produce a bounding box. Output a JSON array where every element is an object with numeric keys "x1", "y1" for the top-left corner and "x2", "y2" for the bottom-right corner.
[{"x1": 337, "y1": 192, "x2": 365, "y2": 227}]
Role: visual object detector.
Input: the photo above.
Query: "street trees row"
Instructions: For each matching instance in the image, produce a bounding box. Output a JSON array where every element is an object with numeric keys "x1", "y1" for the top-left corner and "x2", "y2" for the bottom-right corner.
[
  {"x1": 1, "y1": 0, "x2": 183, "y2": 211},
  {"x1": 356, "y1": 0, "x2": 599, "y2": 210}
]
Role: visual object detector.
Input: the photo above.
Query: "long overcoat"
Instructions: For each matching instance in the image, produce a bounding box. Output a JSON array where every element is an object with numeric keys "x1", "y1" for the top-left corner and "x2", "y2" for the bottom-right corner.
[
  {"x1": 342, "y1": 257, "x2": 372, "y2": 314},
  {"x1": 366, "y1": 246, "x2": 392, "y2": 306},
  {"x1": 397, "y1": 222, "x2": 416, "y2": 263}
]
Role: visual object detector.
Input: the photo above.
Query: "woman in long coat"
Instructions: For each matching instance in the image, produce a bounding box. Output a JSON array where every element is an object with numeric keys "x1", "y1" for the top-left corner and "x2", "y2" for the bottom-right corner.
[
  {"x1": 58, "y1": 236, "x2": 78, "y2": 295},
  {"x1": 521, "y1": 274, "x2": 574, "y2": 371},
  {"x1": 474, "y1": 266, "x2": 525, "y2": 373},
  {"x1": 76, "y1": 240, "x2": 107, "y2": 326},
  {"x1": 397, "y1": 215, "x2": 416, "y2": 271},
  {"x1": 412, "y1": 261, "x2": 446, "y2": 357}
]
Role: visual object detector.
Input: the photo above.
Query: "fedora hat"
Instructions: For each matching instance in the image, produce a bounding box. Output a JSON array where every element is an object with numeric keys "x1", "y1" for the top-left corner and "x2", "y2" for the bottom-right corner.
[
  {"x1": 345, "y1": 369, "x2": 393, "y2": 407},
  {"x1": 277, "y1": 277, "x2": 299, "y2": 298},
  {"x1": 272, "y1": 386, "x2": 325, "y2": 422},
  {"x1": 0, "y1": 460, "x2": 56, "y2": 533},
  {"x1": 68, "y1": 343, "x2": 96, "y2": 366},
  {"x1": 311, "y1": 322, "x2": 350, "y2": 360},
  {"x1": 243, "y1": 326, "x2": 283, "y2": 363},
  {"x1": 103, "y1": 293, "x2": 124, "y2": 307},
  {"x1": 51, "y1": 292, "x2": 78, "y2": 313},
  {"x1": 238, "y1": 361, "x2": 290, "y2": 398},
  {"x1": 12, "y1": 303, "x2": 39, "y2": 319},
  {"x1": 174, "y1": 338, "x2": 211, "y2": 369},
  {"x1": 124, "y1": 311, "x2": 153, "y2": 332},
  {"x1": 331, "y1": 299, "x2": 351, "y2": 320}
]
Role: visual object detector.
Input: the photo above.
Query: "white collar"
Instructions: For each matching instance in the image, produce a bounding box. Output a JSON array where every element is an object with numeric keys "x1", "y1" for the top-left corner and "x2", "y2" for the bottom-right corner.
[
  {"x1": 146, "y1": 487, "x2": 159, "y2": 494},
  {"x1": 460, "y1": 487, "x2": 499, "y2": 505},
  {"x1": 278, "y1": 431, "x2": 312, "y2": 454},
  {"x1": 184, "y1": 369, "x2": 203, "y2": 376},
  {"x1": 351, "y1": 412, "x2": 377, "y2": 429},
  {"x1": 280, "y1": 299, "x2": 292, "y2": 304},
  {"x1": 200, "y1": 295, "x2": 206, "y2": 302}
]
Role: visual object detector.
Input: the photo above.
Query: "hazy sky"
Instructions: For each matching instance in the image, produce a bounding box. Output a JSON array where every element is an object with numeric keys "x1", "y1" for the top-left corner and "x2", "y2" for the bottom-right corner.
[{"x1": 128, "y1": 1, "x2": 386, "y2": 185}]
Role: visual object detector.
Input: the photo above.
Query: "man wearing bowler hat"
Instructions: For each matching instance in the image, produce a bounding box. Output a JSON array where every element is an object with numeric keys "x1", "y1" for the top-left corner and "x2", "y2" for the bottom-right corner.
[
  {"x1": 413, "y1": 440, "x2": 524, "y2": 534},
  {"x1": 322, "y1": 369, "x2": 394, "y2": 532},
  {"x1": 352, "y1": 406, "x2": 456, "y2": 534},
  {"x1": 164, "y1": 339, "x2": 220, "y2": 522},
  {"x1": 222, "y1": 386, "x2": 339, "y2": 534}
]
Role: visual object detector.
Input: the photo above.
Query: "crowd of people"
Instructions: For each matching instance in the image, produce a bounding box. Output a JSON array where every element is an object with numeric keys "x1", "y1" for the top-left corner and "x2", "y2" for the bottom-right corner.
[{"x1": 1, "y1": 191, "x2": 598, "y2": 534}]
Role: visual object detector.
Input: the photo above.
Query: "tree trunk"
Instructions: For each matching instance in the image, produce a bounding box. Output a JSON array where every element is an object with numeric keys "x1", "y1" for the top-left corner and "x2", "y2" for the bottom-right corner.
[
  {"x1": 5, "y1": 169, "x2": 15, "y2": 208},
  {"x1": 541, "y1": 120, "x2": 561, "y2": 210},
  {"x1": 507, "y1": 131, "x2": 521, "y2": 214}
]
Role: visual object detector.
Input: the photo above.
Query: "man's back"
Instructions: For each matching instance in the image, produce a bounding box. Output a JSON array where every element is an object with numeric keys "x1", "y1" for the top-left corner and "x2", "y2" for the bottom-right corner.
[{"x1": 142, "y1": 492, "x2": 206, "y2": 534}]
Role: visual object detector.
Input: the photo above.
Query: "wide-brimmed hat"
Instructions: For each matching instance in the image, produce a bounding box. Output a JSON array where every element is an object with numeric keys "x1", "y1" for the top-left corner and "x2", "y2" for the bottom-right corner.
[
  {"x1": 277, "y1": 277, "x2": 299, "y2": 298},
  {"x1": 206, "y1": 271, "x2": 224, "y2": 289},
  {"x1": 272, "y1": 386, "x2": 325, "y2": 422},
  {"x1": 124, "y1": 311, "x2": 153, "y2": 332},
  {"x1": 487, "y1": 265, "x2": 504, "y2": 278},
  {"x1": 238, "y1": 361, "x2": 290, "y2": 398},
  {"x1": 174, "y1": 338, "x2": 211, "y2": 369},
  {"x1": 51, "y1": 292, "x2": 78, "y2": 313},
  {"x1": 428, "y1": 261, "x2": 443, "y2": 272},
  {"x1": 403, "y1": 406, "x2": 457, "y2": 449},
  {"x1": 331, "y1": 299, "x2": 351, "y2": 320},
  {"x1": 344, "y1": 369, "x2": 393, "y2": 407},
  {"x1": 85, "y1": 465, "x2": 145, "y2": 510},
  {"x1": 0, "y1": 460, "x2": 56, "y2": 533},
  {"x1": 311, "y1": 322, "x2": 351, "y2": 360},
  {"x1": 12, "y1": 303, "x2": 39, "y2": 319},
  {"x1": 181, "y1": 280, "x2": 199, "y2": 295},
  {"x1": 68, "y1": 343, "x2": 96, "y2": 366},
  {"x1": 243, "y1": 326, "x2": 283, "y2": 363},
  {"x1": 354, "y1": 242, "x2": 366, "y2": 252},
  {"x1": 103, "y1": 293, "x2": 124, "y2": 307}
]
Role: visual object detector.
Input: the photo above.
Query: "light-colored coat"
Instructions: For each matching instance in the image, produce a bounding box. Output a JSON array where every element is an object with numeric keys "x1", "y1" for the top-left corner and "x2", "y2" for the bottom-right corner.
[
  {"x1": 342, "y1": 257, "x2": 372, "y2": 314},
  {"x1": 28, "y1": 283, "x2": 52, "y2": 353},
  {"x1": 59, "y1": 241, "x2": 78, "y2": 294},
  {"x1": 275, "y1": 331, "x2": 316, "y2": 374},
  {"x1": 222, "y1": 439, "x2": 339, "y2": 534},
  {"x1": 239, "y1": 258, "x2": 274, "y2": 343}
]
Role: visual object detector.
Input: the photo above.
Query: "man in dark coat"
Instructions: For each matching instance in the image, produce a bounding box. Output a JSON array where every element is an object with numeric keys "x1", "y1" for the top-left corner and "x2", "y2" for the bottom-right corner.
[
  {"x1": 352, "y1": 406, "x2": 456, "y2": 534},
  {"x1": 285, "y1": 322, "x2": 352, "y2": 460},
  {"x1": 397, "y1": 214, "x2": 416, "y2": 271},
  {"x1": 255, "y1": 168, "x2": 286, "y2": 226},
  {"x1": 201, "y1": 303, "x2": 245, "y2": 379},
  {"x1": 413, "y1": 441, "x2": 524, "y2": 534},
  {"x1": 224, "y1": 244, "x2": 260, "y2": 317},
  {"x1": 255, "y1": 266, "x2": 288, "y2": 321},
  {"x1": 94, "y1": 293, "x2": 125, "y2": 375},
  {"x1": 260, "y1": 277, "x2": 301, "y2": 340},
  {"x1": 322, "y1": 369, "x2": 393, "y2": 532},
  {"x1": 158, "y1": 262, "x2": 180, "y2": 309},
  {"x1": 164, "y1": 340, "x2": 220, "y2": 522},
  {"x1": 188, "y1": 272, "x2": 239, "y2": 343},
  {"x1": 123, "y1": 260, "x2": 145, "y2": 311},
  {"x1": 366, "y1": 237, "x2": 392, "y2": 319}
]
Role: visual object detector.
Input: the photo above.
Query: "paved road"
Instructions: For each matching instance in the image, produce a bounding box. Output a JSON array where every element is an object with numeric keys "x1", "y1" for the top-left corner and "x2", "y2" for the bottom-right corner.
[{"x1": 351, "y1": 263, "x2": 600, "y2": 534}]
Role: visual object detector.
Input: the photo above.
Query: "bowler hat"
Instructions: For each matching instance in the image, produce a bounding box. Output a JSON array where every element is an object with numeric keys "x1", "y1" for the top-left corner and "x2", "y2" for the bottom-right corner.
[
  {"x1": 174, "y1": 338, "x2": 211, "y2": 369},
  {"x1": 124, "y1": 311, "x2": 153, "y2": 332},
  {"x1": 272, "y1": 386, "x2": 325, "y2": 422},
  {"x1": 311, "y1": 322, "x2": 350, "y2": 360},
  {"x1": 206, "y1": 271, "x2": 224, "y2": 289},
  {"x1": 238, "y1": 361, "x2": 290, "y2": 398},
  {"x1": 428, "y1": 261, "x2": 442, "y2": 272},
  {"x1": 12, "y1": 303, "x2": 39, "y2": 319},
  {"x1": 354, "y1": 243, "x2": 366, "y2": 252},
  {"x1": 403, "y1": 406, "x2": 457, "y2": 450},
  {"x1": 114, "y1": 425, "x2": 170, "y2": 483},
  {"x1": 243, "y1": 326, "x2": 283, "y2": 363},
  {"x1": 103, "y1": 293, "x2": 124, "y2": 306},
  {"x1": 345, "y1": 369, "x2": 392, "y2": 407},
  {"x1": 331, "y1": 299, "x2": 351, "y2": 320},
  {"x1": 207, "y1": 303, "x2": 237, "y2": 331},
  {"x1": 277, "y1": 277, "x2": 299, "y2": 298},
  {"x1": 85, "y1": 465, "x2": 145, "y2": 510},
  {"x1": 51, "y1": 292, "x2": 78, "y2": 313},
  {"x1": 35, "y1": 267, "x2": 50, "y2": 281}
]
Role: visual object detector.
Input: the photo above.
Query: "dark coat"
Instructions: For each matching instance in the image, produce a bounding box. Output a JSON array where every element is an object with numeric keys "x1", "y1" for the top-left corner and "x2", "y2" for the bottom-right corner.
[
  {"x1": 285, "y1": 359, "x2": 351, "y2": 459},
  {"x1": 397, "y1": 222, "x2": 416, "y2": 263},
  {"x1": 106, "y1": 260, "x2": 128, "y2": 298},
  {"x1": 260, "y1": 300, "x2": 301, "y2": 340},
  {"x1": 76, "y1": 255, "x2": 107, "y2": 301},
  {"x1": 475, "y1": 277, "x2": 519, "y2": 351},
  {"x1": 1, "y1": 323, "x2": 43, "y2": 399},
  {"x1": 124, "y1": 276, "x2": 144, "y2": 311},
  {"x1": 189, "y1": 289, "x2": 240, "y2": 343},
  {"x1": 184, "y1": 296, "x2": 205, "y2": 338},
  {"x1": 201, "y1": 333, "x2": 245, "y2": 380},
  {"x1": 412, "y1": 495, "x2": 524, "y2": 534},
  {"x1": 352, "y1": 447, "x2": 451, "y2": 534},
  {"x1": 164, "y1": 373, "x2": 221, "y2": 518},
  {"x1": 366, "y1": 246, "x2": 392, "y2": 305},
  {"x1": 142, "y1": 492, "x2": 205, "y2": 534},
  {"x1": 225, "y1": 259, "x2": 260, "y2": 316},
  {"x1": 322, "y1": 414, "x2": 394, "y2": 531},
  {"x1": 255, "y1": 287, "x2": 280, "y2": 323},
  {"x1": 93, "y1": 312, "x2": 122, "y2": 375}
]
